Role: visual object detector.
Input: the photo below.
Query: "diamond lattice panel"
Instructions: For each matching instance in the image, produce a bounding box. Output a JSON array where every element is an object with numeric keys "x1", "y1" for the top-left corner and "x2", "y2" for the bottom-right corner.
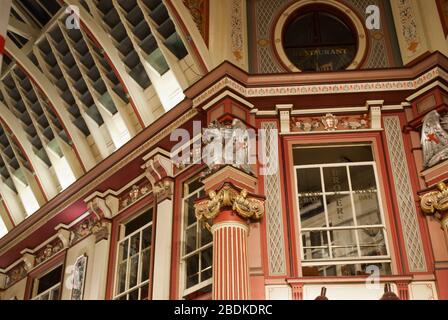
[{"x1": 384, "y1": 117, "x2": 427, "y2": 272}]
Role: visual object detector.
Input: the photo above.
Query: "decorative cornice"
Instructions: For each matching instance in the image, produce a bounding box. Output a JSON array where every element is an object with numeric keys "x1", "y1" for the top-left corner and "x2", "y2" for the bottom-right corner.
[{"x1": 192, "y1": 67, "x2": 448, "y2": 108}]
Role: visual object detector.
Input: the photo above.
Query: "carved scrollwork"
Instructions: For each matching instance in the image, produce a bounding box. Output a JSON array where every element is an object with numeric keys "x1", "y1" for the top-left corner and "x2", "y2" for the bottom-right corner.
[
  {"x1": 420, "y1": 182, "x2": 448, "y2": 219},
  {"x1": 195, "y1": 183, "x2": 265, "y2": 223}
]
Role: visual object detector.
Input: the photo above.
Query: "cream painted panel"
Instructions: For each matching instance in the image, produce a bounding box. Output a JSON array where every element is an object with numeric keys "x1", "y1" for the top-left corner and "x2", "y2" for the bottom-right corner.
[
  {"x1": 61, "y1": 235, "x2": 96, "y2": 300},
  {"x1": 303, "y1": 283, "x2": 393, "y2": 300},
  {"x1": 409, "y1": 282, "x2": 438, "y2": 300},
  {"x1": 1, "y1": 277, "x2": 27, "y2": 300},
  {"x1": 265, "y1": 285, "x2": 292, "y2": 300}
]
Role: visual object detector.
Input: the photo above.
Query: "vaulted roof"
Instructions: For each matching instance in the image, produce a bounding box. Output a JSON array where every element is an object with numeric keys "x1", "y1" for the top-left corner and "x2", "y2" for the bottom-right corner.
[{"x1": 0, "y1": 0, "x2": 203, "y2": 237}]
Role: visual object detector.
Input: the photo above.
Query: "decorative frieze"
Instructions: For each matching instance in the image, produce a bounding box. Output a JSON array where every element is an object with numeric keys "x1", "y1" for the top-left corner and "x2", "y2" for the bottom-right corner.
[
  {"x1": 34, "y1": 238, "x2": 64, "y2": 266},
  {"x1": 2, "y1": 262, "x2": 27, "y2": 289},
  {"x1": 69, "y1": 216, "x2": 111, "y2": 246},
  {"x1": 292, "y1": 114, "x2": 370, "y2": 133},
  {"x1": 119, "y1": 182, "x2": 151, "y2": 210}
]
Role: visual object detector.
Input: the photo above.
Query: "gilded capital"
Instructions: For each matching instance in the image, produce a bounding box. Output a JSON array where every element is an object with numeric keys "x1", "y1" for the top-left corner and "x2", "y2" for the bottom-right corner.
[
  {"x1": 420, "y1": 182, "x2": 448, "y2": 222},
  {"x1": 194, "y1": 183, "x2": 265, "y2": 222}
]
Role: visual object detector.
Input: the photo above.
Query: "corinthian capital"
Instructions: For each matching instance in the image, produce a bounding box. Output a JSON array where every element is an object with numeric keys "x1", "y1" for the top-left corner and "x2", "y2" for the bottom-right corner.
[
  {"x1": 420, "y1": 182, "x2": 448, "y2": 222},
  {"x1": 194, "y1": 183, "x2": 265, "y2": 222}
]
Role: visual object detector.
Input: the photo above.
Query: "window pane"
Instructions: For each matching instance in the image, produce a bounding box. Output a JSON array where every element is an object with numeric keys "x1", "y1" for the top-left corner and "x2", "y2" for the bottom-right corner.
[
  {"x1": 140, "y1": 284, "x2": 149, "y2": 300},
  {"x1": 36, "y1": 266, "x2": 63, "y2": 295},
  {"x1": 200, "y1": 227, "x2": 212, "y2": 247},
  {"x1": 299, "y1": 195, "x2": 326, "y2": 229},
  {"x1": 326, "y1": 194, "x2": 354, "y2": 226},
  {"x1": 185, "y1": 225, "x2": 197, "y2": 254},
  {"x1": 118, "y1": 240, "x2": 128, "y2": 262},
  {"x1": 117, "y1": 262, "x2": 127, "y2": 294},
  {"x1": 128, "y1": 289, "x2": 139, "y2": 300},
  {"x1": 303, "y1": 262, "x2": 391, "y2": 277},
  {"x1": 51, "y1": 287, "x2": 60, "y2": 300},
  {"x1": 353, "y1": 192, "x2": 382, "y2": 225},
  {"x1": 201, "y1": 268, "x2": 212, "y2": 281},
  {"x1": 142, "y1": 226, "x2": 152, "y2": 249},
  {"x1": 187, "y1": 179, "x2": 203, "y2": 194},
  {"x1": 350, "y1": 166, "x2": 376, "y2": 191},
  {"x1": 201, "y1": 246, "x2": 213, "y2": 271},
  {"x1": 40, "y1": 293, "x2": 50, "y2": 300},
  {"x1": 323, "y1": 167, "x2": 349, "y2": 192},
  {"x1": 330, "y1": 229, "x2": 358, "y2": 258},
  {"x1": 358, "y1": 228, "x2": 387, "y2": 257},
  {"x1": 125, "y1": 209, "x2": 152, "y2": 236},
  {"x1": 302, "y1": 230, "x2": 330, "y2": 260},
  {"x1": 186, "y1": 254, "x2": 199, "y2": 288},
  {"x1": 130, "y1": 234, "x2": 140, "y2": 256},
  {"x1": 129, "y1": 255, "x2": 139, "y2": 288},
  {"x1": 303, "y1": 247, "x2": 330, "y2": 260},
  {"x1": 293, "y1": 145, "x2": 374, "y2": 165},
  {"x1": 302, "y1": 230, "x2": 329, "y2": 247},
  {"x1": 141, "y1": 248, "x2": 150, "y2": 282},
  {"x1": 186, "y1": 197, "x2": 197, "y2": 226},
  {"x1": 297, "y1": 168, "x2": 322, "y2": 193}
]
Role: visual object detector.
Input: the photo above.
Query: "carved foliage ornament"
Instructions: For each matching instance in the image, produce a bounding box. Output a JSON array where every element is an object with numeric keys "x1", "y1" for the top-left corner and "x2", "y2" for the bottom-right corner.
[
  {"x1": 70, "y1": 217, "x2": 109, "y2": 245},
  {"x1": 120, "y1": 183, "x2": 151, "y2": 209},
  {"x1": 35, "y1": 239, "x2": 64, "y2": 265},
  {"x1": 420, "y1": 182, "x2": 448, "y2": 220},
  {"x1": 195, "y1": 183, "x2": 265, "y2": 222}
]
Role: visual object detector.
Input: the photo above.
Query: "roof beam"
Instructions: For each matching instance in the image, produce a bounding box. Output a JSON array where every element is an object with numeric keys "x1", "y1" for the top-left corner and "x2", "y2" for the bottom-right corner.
[
  {"x1": 5, "y1": 40, "x2": 96, "y2": 171},
  {"x1": 63, "y1": 0, "x2": 158, "y2": 127},
  {"x1": 163, "y1": 0, "x2": 211, "y2": 72},
  {"x1": 7, "y1": 16, "x2": 39, "y2": 40},
  {"x1": 0, "y1": 99, "x2": 59, "y2": 200}
]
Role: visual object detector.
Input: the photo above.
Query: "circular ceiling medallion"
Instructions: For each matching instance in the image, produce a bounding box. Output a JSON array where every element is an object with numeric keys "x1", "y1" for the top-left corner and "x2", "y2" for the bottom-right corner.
[{"x1": 274, "y1": 0, "x2": 368, "y2": 72}]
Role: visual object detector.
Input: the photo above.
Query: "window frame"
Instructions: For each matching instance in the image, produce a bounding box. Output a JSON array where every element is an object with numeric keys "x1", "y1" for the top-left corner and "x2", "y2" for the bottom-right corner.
[
  {"x1": 179, "y1": 176, "x2": 213, "y2": 298},
  {"x1": 273, "y1": 0, "x2": 368, "y2": 72},
  {"x1": 30, "y1": 263, "x2": 64, "y2": 300},
  {"x1": 112, "y1": 207, "x2": 154, "y2": 300},
  {"x1": 291, "y1": 142, "x2": 394, "y2": 276}
]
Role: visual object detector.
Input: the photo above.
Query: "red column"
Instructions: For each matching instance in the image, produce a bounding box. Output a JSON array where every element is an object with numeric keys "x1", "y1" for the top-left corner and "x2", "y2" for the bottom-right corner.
[{"x1": 211, "y1": 210, "x2": 250, "y2": 300}]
